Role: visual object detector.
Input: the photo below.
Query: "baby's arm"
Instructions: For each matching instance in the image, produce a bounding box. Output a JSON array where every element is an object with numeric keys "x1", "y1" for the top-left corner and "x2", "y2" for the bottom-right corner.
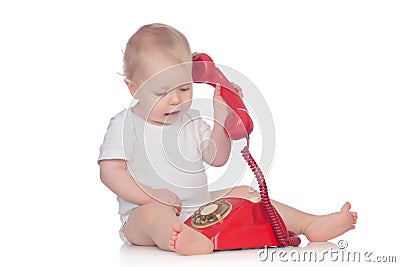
[
  {"x1": 100, "y1": 159, "x2": 181, "y2": 214},
  {"x1": 100, "y1": 159, "x2": 152, "y2": 204},
  {"x1": 202, "y1": 83, "x2": 243, "y2": 167}
]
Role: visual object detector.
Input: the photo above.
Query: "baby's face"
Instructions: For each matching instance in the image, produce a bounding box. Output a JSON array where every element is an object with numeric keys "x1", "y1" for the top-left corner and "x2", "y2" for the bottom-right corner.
[{"x1": 133, "y1": 52, "x2": 193, "y2": 126}]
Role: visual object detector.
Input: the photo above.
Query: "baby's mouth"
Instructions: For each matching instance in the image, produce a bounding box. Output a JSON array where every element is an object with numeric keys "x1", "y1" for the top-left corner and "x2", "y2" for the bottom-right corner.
[{"x1": 164, "y1": 111, "x2": 180, "y2": 117}]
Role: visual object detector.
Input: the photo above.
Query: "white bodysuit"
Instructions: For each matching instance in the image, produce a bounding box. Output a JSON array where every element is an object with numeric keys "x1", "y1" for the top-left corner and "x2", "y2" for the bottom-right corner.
[{"x1": 98, "y1": 108, "x2": 213, "y2": 224}]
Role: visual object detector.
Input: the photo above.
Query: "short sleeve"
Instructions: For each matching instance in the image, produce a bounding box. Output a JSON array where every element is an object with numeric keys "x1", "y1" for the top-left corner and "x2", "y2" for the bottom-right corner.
[{"x1": 98, "y1": 109, "x2": 135, "y2": 163}]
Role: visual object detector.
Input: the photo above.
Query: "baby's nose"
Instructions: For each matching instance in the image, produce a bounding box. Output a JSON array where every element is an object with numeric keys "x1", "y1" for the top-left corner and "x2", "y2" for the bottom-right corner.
[{"x1": 168, "y1": 88, "x2": 182, "y2": 104}]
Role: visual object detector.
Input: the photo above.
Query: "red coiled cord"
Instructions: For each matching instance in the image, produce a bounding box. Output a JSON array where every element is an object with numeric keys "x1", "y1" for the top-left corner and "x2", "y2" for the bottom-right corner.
[{"x1": 241, "y1": 146, "x2": 301, "y2": 247}]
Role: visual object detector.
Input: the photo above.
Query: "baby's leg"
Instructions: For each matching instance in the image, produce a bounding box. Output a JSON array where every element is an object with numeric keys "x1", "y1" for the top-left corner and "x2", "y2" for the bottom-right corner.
[
  {"x1": 272, "y1": 200, "x2": 357, "y2": 241},
  {"x1": 123, "y1": 202, "x2": 213, "y2": 255},
  {"x1": 211, "y1": 186, "x2": 357, "y2": 241}
]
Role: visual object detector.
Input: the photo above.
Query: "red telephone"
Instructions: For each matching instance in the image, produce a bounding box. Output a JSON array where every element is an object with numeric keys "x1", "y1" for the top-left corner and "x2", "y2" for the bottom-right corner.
[{"x1": 185, "y1": 53, "x2": 301, "y2": 250}]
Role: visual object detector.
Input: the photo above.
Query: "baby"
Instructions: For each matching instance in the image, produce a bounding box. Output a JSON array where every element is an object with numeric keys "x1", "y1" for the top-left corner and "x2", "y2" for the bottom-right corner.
[{"x1": 98, "y1": 23, "x2": 357, "y2": 256}]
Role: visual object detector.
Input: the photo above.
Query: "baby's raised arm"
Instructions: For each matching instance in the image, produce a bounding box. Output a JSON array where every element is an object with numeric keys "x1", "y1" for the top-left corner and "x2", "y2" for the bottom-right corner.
[{"x1": 202, "y1": 83, "x2": 243, "y2": 167}]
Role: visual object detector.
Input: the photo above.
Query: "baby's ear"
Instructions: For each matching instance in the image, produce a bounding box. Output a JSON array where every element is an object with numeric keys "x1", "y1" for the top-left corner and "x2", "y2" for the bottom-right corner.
[{"x1": 124, "y1": 78, "x2": 138, "y2": 99}]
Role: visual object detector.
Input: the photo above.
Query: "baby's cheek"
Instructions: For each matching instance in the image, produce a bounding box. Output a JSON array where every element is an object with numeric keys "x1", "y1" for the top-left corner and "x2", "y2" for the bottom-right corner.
[
  {"x1": 148, "y1": 99, "x2": 165, "y2": 112},
  {"x1": 181, "y1": 98, "x2": 192, "y2": 109}
]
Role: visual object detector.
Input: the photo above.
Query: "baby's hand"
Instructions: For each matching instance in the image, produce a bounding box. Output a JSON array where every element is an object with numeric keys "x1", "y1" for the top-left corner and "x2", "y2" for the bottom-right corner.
[
  {"x1": 148, "y1": 188, "x2": 182, "y2": 216},
  {"x1": 213, "y1": 82, "x2": 243, "y2": 122}
]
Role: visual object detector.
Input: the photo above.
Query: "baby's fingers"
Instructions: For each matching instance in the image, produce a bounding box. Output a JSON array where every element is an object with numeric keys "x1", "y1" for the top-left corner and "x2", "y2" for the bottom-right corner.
[
  {"x1": 170, "y1": 194, "x2": 182, "y2": 211},
  {"x1": 231, "y1": 82, "x2": 244, "y2": 98},
  {"x1": 214, "y1": 83, "x2": 222, "y2": 97},
  {"x1": 173, "y1": 207, "x2": 181, "y2": 216}
]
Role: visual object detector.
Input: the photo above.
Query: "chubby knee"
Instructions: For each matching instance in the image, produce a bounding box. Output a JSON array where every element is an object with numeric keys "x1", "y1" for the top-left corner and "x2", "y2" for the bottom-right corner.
[{"x1": 137, "y1": 202, "x2": 175, "y2": 226}]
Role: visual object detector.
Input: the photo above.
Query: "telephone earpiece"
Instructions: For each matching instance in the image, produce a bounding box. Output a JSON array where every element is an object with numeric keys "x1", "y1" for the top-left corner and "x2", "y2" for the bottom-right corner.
[{"x1": 192, "y1": 53, "x2": 254, "y2": 140}]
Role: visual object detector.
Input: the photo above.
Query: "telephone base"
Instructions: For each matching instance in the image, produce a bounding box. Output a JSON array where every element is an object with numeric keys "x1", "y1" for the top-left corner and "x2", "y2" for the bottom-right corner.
[{"x1": 184, "y1": 197, "x2": 297, "y2": 250}]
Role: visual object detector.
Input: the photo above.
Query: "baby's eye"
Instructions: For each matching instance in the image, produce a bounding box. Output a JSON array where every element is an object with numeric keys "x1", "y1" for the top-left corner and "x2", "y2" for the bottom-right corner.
[
  {"x1": 155, "y1": 90, "x2": 168, "y2": 96},
  {"x1": 180, "y1": 87, "x2": 191, "y2": 92}
]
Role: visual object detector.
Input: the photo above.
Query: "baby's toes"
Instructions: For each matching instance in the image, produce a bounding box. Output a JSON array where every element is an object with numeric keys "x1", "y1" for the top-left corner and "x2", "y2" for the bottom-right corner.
[{"x1": 351, "y1": 212, "x2": 358, "y2": 223}]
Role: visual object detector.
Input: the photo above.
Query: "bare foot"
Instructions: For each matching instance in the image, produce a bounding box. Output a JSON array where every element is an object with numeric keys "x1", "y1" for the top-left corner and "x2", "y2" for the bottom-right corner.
[
  {"x1": 168, "y1": 222, "x2": 214, "y2": 255},
  {"x1": 303, "y1": 202, "x2": 358, "y2": 242}
]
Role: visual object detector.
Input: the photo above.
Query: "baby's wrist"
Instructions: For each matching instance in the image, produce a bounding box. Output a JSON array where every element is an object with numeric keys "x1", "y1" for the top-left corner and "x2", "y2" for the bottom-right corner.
[
  {"x1": 140, "y1": 184, "x2": 155, "y2": 204},
  {"x1": 213, "y1": 109, "x2": 229, "y2": 124}
]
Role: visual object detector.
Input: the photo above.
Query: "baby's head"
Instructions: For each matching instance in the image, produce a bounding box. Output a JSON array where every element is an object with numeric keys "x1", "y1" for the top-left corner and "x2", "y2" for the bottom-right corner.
[
  {"x1": 123, "y1": 23, "x2": 193, "y2": 125},
  {"x1": 123, "y1": 23, "x2": 192, "y2": 83}
]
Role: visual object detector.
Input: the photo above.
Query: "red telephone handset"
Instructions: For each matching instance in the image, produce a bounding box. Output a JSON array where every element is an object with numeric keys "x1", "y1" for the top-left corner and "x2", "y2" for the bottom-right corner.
[{"x1": 192, "y1": 53, "x2": 253, "y2": 140}]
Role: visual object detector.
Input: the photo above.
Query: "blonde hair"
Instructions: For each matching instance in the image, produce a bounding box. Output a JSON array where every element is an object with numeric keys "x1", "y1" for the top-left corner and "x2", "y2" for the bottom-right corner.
[{"x1": 123, "y1": 23, "x2": 191, "y2": 81}]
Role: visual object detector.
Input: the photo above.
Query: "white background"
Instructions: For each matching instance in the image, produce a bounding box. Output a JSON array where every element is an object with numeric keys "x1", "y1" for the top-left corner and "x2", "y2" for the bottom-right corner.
[{"x1": 0, "y1": 0, "x2": 399, "y2": 266}]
